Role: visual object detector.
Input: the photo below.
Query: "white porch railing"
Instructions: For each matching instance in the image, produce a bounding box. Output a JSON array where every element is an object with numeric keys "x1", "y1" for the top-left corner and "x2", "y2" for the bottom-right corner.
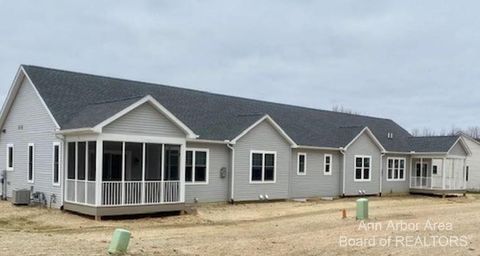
[
  {"x1": 410, "y1": 176, "x2": 466, "y2": 190},
  {"x1": 102, "y1": 181, "x2": 181, "y2": 206}
]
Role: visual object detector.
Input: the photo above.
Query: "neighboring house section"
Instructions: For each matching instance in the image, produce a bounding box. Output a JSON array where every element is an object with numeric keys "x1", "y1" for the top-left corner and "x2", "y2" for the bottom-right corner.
[
  {"x1": 381, "y1": 154, "x2": 411, "y2": 194},
  {"x1": 232, "y1": 119, "x2": 293, "y2": 201},
  {"x1": 290, "y1": 148, "x2": 341, "y2": 198},
  {"x1": 343, "y1": 130, "x2": 383, "y2": 196},
  {"x1": 184, "y1": 142, "x2": 230, "y2": 203},
  {"x1": 463, "y1": 135, "x2": 480, "y2": 191},
  {"x1": 0, "y1": 73, "x2": 62, "y2": 207},
  {"x1": 0, "y1": 65, "x2": 475, "y2": 219}
]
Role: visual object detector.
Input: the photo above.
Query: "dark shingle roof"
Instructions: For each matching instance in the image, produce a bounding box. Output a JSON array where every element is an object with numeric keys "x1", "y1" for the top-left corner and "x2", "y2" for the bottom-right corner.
[
  {"x1": 22, "y1": 65, "x2": 420, "y2": 151},
  {"x1": 408, "y1": 136, "x2": 460, "y2": 153}
]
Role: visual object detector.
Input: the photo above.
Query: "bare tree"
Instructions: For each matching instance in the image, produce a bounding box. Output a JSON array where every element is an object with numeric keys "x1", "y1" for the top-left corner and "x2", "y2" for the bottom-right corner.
[
  {"x1": 411, "y1": 126, "x2": 480, "y2": 139},
  {"x1": 332, "y1": 105, "x2": 360, "y2": 115}
]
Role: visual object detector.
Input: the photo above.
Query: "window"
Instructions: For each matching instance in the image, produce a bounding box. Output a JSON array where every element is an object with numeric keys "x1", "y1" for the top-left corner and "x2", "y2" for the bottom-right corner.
[
  {"x1": 67, "y1": 142, "x2": 76, "y2": 179},
  {"x1": 164, "y1": 145, "x2": 180, "y2": 181},
  {"x1": 250, "y1": 151, "x2": 276, "y2": 183},
  {"x1": 466, "y1": 166, "x2": 469, "y2": 182},
  {"x1": 387, "y1": 157, "x2": 406, "y2": 181},
  {"x1": 185, "y1": 149, "x2": 209, "y2": 184},
  {"x1": 354, "y1": 156, "x2": 371, "y2": 181},
  {"x1": 432, "y1": 165, "x2": 438, "y2": 175},
  {"x1": 52, "y1": 142, "x2": 60, "y2": 185},
  {"x1": 324, "y1": 154, "x2": 332, "y2": 175},
  {"x1": 6, "y1": 144, "x2": 13, "y2": 171},
  {"x1": 297, "y1": 153, "x2": 306, "y2": 175},
  {"x1": 27, "y1": 143, "x2": 34, "y2": 183}
]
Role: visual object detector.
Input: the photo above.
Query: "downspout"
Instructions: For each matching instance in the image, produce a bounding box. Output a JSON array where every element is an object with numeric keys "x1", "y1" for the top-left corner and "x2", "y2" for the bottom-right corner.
[
  {"x1": 379, "y1": 152, "x2": 385, "y2": 196},
  {"x1": 340, "y1": 147, "x2": 346, "y2": 196},
  {"x1": 226, "y1": 142, "x2": 235, "y2": 203}
]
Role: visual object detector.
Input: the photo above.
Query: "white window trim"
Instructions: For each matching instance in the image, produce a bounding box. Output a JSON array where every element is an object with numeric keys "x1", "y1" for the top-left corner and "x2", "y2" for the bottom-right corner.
[
  {"x1": 324, "y1": 154, "x2": 333, "y2": 176},
  {"x1": 27, "y1": 143, "x2": 35, "y2": 183},
  {"x1": 185, "y1": 148, "x2": 209, "y2": 185},
  {"x1": 6, "y1": 143, "x2": 14, "y2": 171},
  {"x1": 249, "y1": 150, "x2": 277, "y2": 184},
  {"x1": 297, "y1": 152, "x2": 307, "y2": 175},
  {"x1": 52, "y1": 142, "x2": 61, "y2": 186},
  {"x1": 354, "y1": 155, "x2": 372, "y2": 182},
  {"x1": 386, "y1": 157, "x2": 406, "y2": 181}
]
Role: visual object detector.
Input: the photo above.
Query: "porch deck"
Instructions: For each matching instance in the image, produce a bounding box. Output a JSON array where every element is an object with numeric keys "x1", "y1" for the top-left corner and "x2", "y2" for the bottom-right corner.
[
  {"x1": 409, "y1": 188, "x2": 466, "y2": 196},
  {"x1": 63, "y1": 201, "x2": 187, "y2": 218}
]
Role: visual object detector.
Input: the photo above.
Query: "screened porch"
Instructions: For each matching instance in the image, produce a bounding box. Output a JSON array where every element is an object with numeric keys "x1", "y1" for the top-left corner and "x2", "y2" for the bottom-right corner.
[
  {"x1": 409, "y1": 156, "x2": 467, "y2": 192},
  {"x1": 65, "y1": 139, "x2": 184, "y2": 207}
]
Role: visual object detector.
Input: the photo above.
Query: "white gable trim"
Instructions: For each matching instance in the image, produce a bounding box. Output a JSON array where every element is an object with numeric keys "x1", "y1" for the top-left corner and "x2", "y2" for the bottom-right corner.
[
  {"x1": 94, "y1": 95, "x2": 198, "y2": 139},
  {"x1": 0, "y1": 66, "x2": 60, "y2": 130},
  {"x1": 343, "y1": 127, "x2": 386, "y2": 153},
  {"x1": 447, "y1": 137, "x2": 472, "y2": 156},
  {"x1": 230, "y1": 115, "x2": 297, "y2": 147}
]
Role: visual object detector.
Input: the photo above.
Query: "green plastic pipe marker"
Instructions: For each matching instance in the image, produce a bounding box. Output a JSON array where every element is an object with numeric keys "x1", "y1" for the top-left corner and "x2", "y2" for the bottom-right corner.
[
  {"x1": 356, "y1": 198, "x2": 368, "y2": 220},
  {"x1": 108, "y1": 228, "x2": 131, "y2": 254}
]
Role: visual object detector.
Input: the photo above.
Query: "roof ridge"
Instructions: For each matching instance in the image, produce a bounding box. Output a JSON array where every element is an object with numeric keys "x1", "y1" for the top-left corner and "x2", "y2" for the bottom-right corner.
[
  {"x1": 22, "y1": 64, "x2": 398, "y2": 123},
  {"x1": 410, "y1": 135, "x2": 459, "y2": 138}
]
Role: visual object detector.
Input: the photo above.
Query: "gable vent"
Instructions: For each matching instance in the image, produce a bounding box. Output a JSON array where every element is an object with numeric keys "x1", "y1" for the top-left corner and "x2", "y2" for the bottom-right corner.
[{"x1": 387, "y1": 132, "x2": 394, "y2": 139}]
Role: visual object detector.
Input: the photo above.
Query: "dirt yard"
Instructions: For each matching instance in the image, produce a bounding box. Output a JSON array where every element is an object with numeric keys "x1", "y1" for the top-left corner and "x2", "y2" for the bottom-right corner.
[{"x1": 1, "y1": 195, "x2": 480, "y2": 255}]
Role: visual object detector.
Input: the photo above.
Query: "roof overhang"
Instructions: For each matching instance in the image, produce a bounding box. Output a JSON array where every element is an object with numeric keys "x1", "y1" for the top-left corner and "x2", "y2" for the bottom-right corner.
[
  {"x1": 343, "y1": 127, "x2": 386, "y2": 153},
  {"x1": 0, "y1": 66, "x2": 60, "y2": 130},
  {"x1": 229, "y1": 114, "x2": 297, "y2": 147}
]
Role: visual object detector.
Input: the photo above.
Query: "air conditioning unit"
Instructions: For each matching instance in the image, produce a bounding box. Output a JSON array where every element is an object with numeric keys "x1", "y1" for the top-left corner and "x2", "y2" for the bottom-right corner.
[{"x1": 12, "y1": 189, "x2": 30, "y2": 205}]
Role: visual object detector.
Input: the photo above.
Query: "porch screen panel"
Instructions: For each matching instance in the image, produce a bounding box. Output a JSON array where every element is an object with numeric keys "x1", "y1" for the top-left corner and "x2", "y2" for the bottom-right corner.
[
  {"x1": 88, "y1": 141, "x2": 96, "y2": 181},
  {"x1": 145, "y1": 143, "x2": 162, "y2": 181},
  {"x1": 124, "y1": 142, "x2": 143, "y2": 181},
  {"x1": 67, "y1": 142, "x2": 76, "y2": 179},
  {"x1": 77, "y1": 142, "x2": 86, "y2": 180},
  {"x1": 103, "y1": 141, "x2": 123, "y2": 181},
  {"x1": 164, "y1": 145, "x2": 180, "y2": 181}
]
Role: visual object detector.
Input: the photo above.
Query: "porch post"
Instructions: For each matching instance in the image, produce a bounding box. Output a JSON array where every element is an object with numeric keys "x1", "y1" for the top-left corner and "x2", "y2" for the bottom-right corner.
[
  {"x1": 409, "y1": 157, "x2": 413, "y2": 188},
  {"x1": 442, "y1": 157, "x2": 446, "y2": 189},
  {"x1": 141, "y1": 143, "x2": 146, "y2": 204},
  {"x1": 179, "y1": 143, "x2": 186, "y2": 203},
  {"x1": 95, "y1": 138, "x2": 103, "y2": 206},
  {"x1": 160, "y1": 144, "x2": 165, "y2": 203},
  {"x1": 74, "y1": 142, "x2": 78, "y2": 202},
  {"x1": 463, "y1": 158, "x2": 467, "y2": 189},
  {"x1": 420, "y1": 157, "x2": 423, "y2": 188},
  {"x1": 121, "y1": 142, "x2": 125, "y2": 205}
]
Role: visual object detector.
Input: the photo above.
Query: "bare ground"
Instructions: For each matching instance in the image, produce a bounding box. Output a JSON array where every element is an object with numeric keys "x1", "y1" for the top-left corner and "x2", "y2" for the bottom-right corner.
[{"x1": 1, "y1": 194, "x2": 480, "y2": 255}]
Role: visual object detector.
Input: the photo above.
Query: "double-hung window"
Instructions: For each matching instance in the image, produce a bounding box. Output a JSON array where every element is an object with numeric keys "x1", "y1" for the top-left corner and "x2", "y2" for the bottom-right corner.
[
  {"x1": 27, "y1": 143, "x2": 34, "y2": 183},
  {"x1": 297, "y1": 153, "x2": 306, "y2": 175},
  {"x1": 6, "y1": 144, "x2": 14, "y2": 171},
  {"x1": 251, "y1": 151, "x2": 276, "y2": 183},
  {"x1": 185, "y1": 149, "x2": 208, "y2": 184},
  {"x1": 354, "y1": 156, "x2": 371, "y2": 181},
  {"x1": 324, "y1": 154, "x2": 332, "y2": 175},
  {"x1": 387, "y1": 158, "x2": 406, "y2": 181},
  {"x1": 52, "y1": 142, "x2": 60, "y2": 186}
]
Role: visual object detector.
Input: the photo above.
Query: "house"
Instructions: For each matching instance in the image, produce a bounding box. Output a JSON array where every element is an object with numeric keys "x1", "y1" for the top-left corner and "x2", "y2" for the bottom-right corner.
[
  {"x1": 0, "y1": 65, "x2": 474, "y2": 219},
  {"x1": 461, "y1": 134, "x2": 480, "y2": 191}
]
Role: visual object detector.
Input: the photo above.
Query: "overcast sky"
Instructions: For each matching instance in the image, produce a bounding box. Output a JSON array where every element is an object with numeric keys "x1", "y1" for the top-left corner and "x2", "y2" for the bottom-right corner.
[{"x1": 0, "y1": 1, "x2": 479, "y2": 134}]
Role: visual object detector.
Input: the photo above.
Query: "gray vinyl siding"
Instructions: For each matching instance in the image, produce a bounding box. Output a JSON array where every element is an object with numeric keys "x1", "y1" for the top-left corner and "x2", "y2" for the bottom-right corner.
[
  {"x1": 464, "y1": 138, "x2": 480, "y2": 191},
  {"x1": 449, "y1": 141, "x2": 468, "y2": 156},
  {"x1": 233, "y1": 120, "x2": 291, "y2": 201},
  {"x1": 343, "y1": 133, "x2": 382, "y2": 196},
  {"x1": 185, "y1": 142, "x2": 230, "y2": 203},
  {"x1": 0, "y1": 78, "x2": 63, "y2": 207},
  {"x1": 381, "y1": 154, "x2": 411, "y2": 194},
  {"x1": 103, "y1": 102, "x2": 185, "y2": 137},
  {"x1": 290, "y1": 149, "x2": 341, "y2": 198}
]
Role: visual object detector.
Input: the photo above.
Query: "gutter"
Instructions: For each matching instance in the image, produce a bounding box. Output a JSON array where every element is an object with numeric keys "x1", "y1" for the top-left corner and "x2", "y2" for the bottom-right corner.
[{"x1": 226, "y1": 142, "x2": 235, "y2": 203}]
